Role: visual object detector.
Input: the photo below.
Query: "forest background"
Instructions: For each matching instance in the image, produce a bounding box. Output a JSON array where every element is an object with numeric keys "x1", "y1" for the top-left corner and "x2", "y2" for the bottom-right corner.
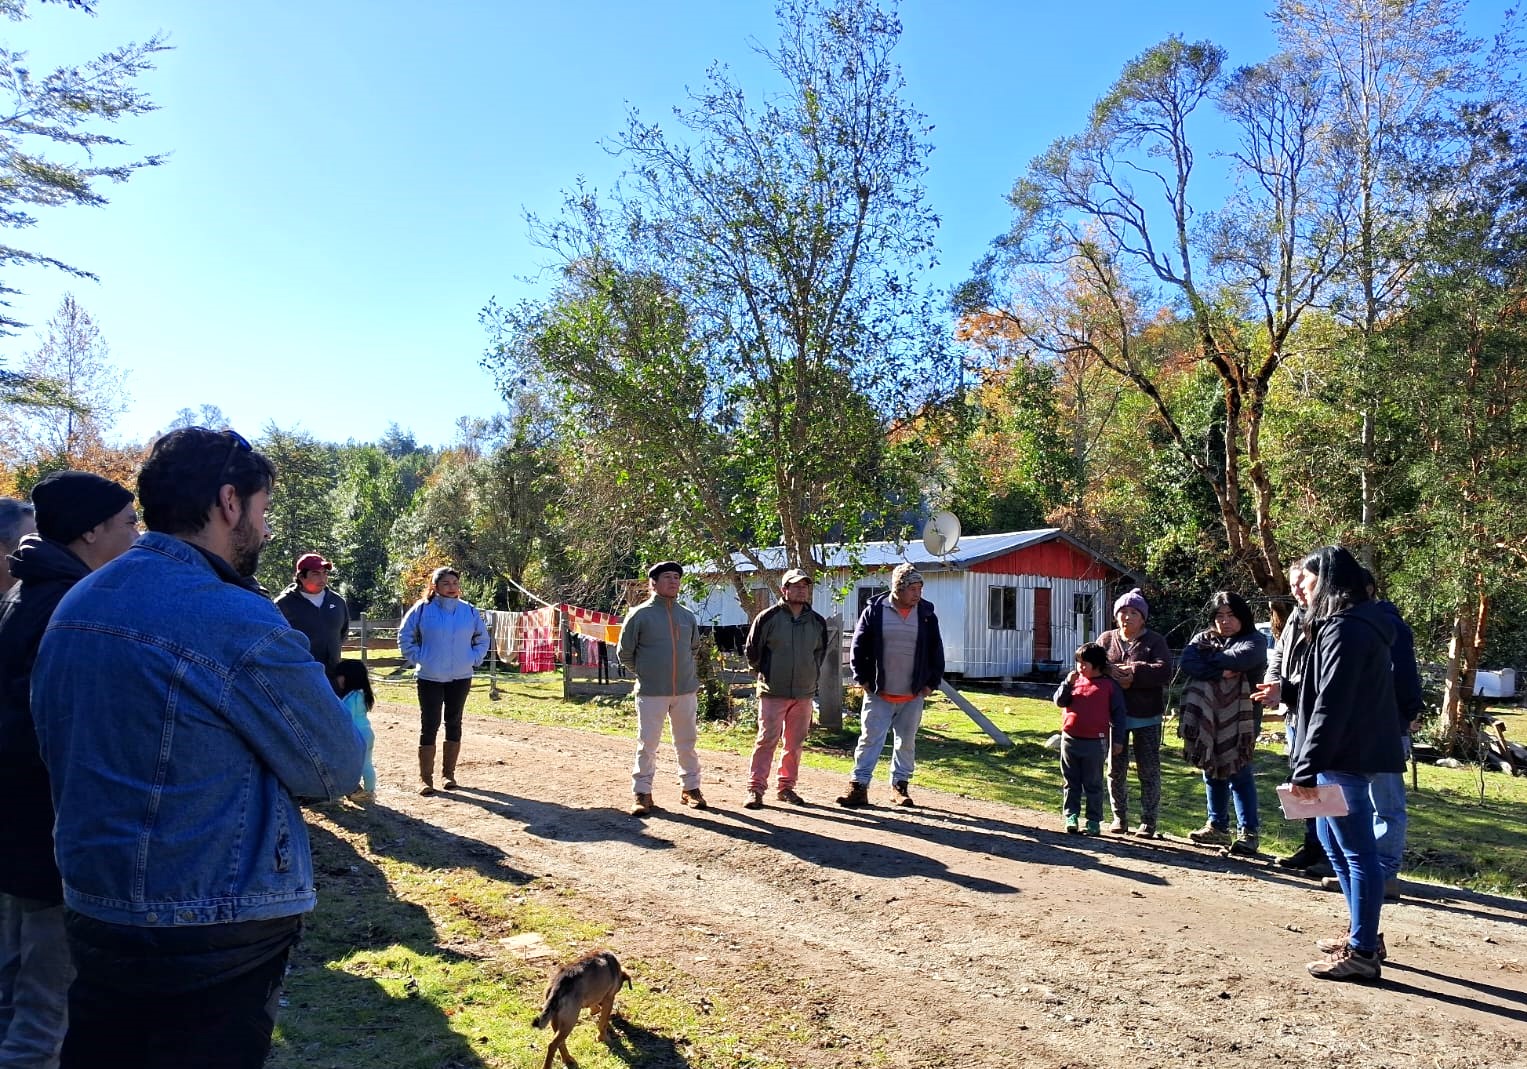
[{"x1": 1, "y1": 0, "x2": 1523, "y2": 735}]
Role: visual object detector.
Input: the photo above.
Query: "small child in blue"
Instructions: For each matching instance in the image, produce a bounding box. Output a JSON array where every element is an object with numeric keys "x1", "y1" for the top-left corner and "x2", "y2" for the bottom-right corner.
[
  {"x1": 332, "y1": 659, "x2": 376, "y2": 801},
  {"x1": 1053, "y1": 643, "x2": 1128, "y2": 835}
]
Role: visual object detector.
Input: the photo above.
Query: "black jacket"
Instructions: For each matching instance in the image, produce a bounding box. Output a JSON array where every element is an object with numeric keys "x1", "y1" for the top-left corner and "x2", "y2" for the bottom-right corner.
[
  {"x1": 1288, "y1": 599, "x2": 1406, "y2": 787},
  {"x1": 273, "y1": 584, "x2": 350, "y2": 670},
  {"x1": 849, "y1": 593, "x2": 945, "y2": 696},
  {"x1": 0, "y1": 535, "x2": 90, "y2": 900}
]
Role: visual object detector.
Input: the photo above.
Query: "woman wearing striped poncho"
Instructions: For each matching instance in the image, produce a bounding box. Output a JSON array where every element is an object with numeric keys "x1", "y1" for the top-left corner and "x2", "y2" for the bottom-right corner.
[{"x1": 1178, "y1": 591, "x2": 1268, "y2": 856}]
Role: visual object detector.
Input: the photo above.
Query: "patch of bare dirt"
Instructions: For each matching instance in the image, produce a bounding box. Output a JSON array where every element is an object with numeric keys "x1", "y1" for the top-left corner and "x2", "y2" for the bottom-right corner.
[{"x1": 361, "y1": 703, "x2": 1527, "y2": 1068}]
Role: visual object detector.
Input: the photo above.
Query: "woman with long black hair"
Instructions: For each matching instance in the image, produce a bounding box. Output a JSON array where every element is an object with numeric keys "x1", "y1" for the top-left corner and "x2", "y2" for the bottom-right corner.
[{"x1": 1287, "y1": 545, "x2": 1405, "y2": 982}]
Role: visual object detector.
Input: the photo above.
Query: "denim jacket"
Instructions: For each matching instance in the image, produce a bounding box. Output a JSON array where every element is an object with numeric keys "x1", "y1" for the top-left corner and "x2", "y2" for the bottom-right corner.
[{"x1": 31, "y1": 532, "x2": 364, "y2": 927}]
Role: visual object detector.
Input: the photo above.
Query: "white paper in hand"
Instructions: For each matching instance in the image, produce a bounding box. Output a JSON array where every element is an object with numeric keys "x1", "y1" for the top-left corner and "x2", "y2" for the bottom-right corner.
[{"x1": 1275, "y1": 783, "x2": 1349, "y2": 819}]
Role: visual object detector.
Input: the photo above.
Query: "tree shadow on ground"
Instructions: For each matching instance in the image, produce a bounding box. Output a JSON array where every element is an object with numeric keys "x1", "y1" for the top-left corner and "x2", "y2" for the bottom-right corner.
[
  {"x1": 316, "y1": 797, "x2": 538, "y2": 883},
  {"x1": 424, "y1": 784, "x2": 680, "y2": 853},
  {"x1": 268, "y1": 822, "x2": 487, "y2": 1069},
  {"x1": 1380, "y1": 961, "x2": 1527, "y2": 1024}
]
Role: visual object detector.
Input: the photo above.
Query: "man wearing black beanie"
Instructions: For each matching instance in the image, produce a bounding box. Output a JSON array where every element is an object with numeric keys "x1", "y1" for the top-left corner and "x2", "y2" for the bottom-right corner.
[{"x1": 0, "y1": 470, "x2": 137, "y2": 1068}]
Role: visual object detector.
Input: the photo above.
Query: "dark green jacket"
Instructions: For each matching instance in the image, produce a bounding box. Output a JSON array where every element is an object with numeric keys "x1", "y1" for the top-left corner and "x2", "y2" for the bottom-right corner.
[{"x1": 744, "y1": 600, "x2": 828, "y2": 699}]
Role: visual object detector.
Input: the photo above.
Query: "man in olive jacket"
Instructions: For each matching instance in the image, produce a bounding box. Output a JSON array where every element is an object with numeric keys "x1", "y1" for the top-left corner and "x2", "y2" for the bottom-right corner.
[
  {"x1": 742, "y1": 568, "x2": 827, "y2": 809},
  {"x1": 618, "y1": 561, "x2": 704, "y2": 815}
]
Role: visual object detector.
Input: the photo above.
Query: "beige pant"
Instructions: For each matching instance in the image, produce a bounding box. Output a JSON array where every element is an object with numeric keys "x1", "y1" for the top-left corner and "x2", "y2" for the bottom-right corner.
[{"x1": 631, "y1": 692, "x2": 701, "y2": 794}]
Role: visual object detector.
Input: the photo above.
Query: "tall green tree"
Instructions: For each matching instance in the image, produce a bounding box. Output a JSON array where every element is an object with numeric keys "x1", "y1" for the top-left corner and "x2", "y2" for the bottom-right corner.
[
  {"x1": 484, "y1": 0, "x2": 943, "y2": 617},
  {"x1": 0, "y1": 0, "x2": 167, "y2": 334},
  {"x1": 255, "y1": 424, "x2": 340, "y2": 596}
]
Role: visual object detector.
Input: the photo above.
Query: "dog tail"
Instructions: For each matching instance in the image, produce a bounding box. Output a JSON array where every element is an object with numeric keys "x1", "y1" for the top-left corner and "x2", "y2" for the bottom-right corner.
[
  {"x1": 621, "y1": 969, "x2": 632, "y2": 990},
  {"x1": 531, "y1": 1006, "x2": 551, "y2": 1030}
]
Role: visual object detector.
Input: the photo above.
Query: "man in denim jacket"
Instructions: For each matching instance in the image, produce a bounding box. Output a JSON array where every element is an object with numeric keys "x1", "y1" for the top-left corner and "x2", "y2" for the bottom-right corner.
[{"x1": 30, "y1": 427, "x2": 364, "y2": 1069}]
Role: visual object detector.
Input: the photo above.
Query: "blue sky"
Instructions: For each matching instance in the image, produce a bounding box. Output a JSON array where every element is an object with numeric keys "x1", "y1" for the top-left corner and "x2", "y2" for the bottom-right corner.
[{"x1": 3, "y1": 2, "x2": 1507, "y2": 446}]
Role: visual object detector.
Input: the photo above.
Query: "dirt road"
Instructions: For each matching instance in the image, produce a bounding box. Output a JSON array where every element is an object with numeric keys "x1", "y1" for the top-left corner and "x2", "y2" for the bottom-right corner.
[{"x1": 362, "y1": 703, "x2": 1527, "y2": 1068}]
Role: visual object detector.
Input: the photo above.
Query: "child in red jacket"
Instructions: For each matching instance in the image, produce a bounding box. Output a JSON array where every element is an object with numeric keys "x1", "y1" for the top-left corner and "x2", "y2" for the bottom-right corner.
[{"x1": 1054, "y1": 643, "x2": 1128, "y2": 835}]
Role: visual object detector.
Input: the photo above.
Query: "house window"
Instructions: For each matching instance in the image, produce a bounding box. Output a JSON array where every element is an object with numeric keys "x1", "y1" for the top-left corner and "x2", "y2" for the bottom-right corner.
[
  {"x1": 1074, "y1": 592, "x2": 1096, "y2": 642},
  {"x1": 857, "y1": 585, "x2": 889, "y2": 618},
  {"x1": 989, "y1": 586, "x2": 1017, "y2": 630}
]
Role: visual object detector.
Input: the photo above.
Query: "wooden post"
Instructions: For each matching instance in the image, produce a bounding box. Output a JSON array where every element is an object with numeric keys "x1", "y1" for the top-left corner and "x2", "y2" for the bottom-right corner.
[
  {"x1": 359, "y1": 616, "x2": 368, "y2": 666},
  {"x1": 938, "y1": 680, "x2": 1012, "y2": 748},
  {"x1": 560, "y1": 606, "x2": 572, "y2": 701},
  {"x1": 487, "y1": 609, "x2": 502, "y2": 700},
  {"x1": 816, "y1": 613, "x2": 843, "y2": 730}
]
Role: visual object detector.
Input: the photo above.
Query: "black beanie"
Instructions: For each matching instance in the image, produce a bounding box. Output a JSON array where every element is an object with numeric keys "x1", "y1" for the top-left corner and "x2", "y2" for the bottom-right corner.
[{"x1": 31, "y1": 471, "x2": 135, "y2": 545}]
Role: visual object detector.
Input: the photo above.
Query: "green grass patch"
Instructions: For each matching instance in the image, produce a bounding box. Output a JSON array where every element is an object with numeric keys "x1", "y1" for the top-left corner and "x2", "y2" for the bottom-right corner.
[
  {"x1": 372, "y1": 669, "x2": 1527, "y2": 896},
  {"x1": 269, "y1": 801, "x2": 798, "y2": 1069}
]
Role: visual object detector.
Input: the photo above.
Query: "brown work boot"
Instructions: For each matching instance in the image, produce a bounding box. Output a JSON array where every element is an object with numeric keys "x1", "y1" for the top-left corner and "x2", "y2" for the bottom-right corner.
[
  {"x1": 836, "y1": 781, "x2": 870, "y2": 808},
  {"x1": 1316, "y1": 931, "x2": 1387, "y2": 961},
  {"x1": 440, "y1": 740, "x2": 461, "y2": 789},
  {"x1": 776, "y1": 787, "x2": 805, "y2": 806},
  {"x1": 630, "y1": 793, "x2": 656, "y2": 816},
  {"x1": 417, "y1": 746, "x2": 436, "y2": 796},
  {"x1": 680, "y1": 788, "x2": 709, "y2": 810},
  {"x1": 891, "y1": 780, "x2": 914, "y2": 807},
  {"x1": 1307, "y1": 944, "x2": 1381, "y2": 982},
  {"x1": 743, "y1": 790, "x2": 764, "y2": 810}
]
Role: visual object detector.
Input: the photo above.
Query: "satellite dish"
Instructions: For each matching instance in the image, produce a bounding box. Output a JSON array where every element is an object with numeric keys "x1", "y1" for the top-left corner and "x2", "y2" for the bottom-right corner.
[{"x1": 923, "y1": 511, "x2": 962, "y2": 558}]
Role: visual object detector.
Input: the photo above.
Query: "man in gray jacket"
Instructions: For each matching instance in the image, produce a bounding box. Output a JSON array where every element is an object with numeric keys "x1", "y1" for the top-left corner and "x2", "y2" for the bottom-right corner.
[
  {"x1": 742, "y1": 568, "x2": 827, "y2": 809},
  {"x1": 618, "y1": 561, "x2": 705, "y2": 815}
]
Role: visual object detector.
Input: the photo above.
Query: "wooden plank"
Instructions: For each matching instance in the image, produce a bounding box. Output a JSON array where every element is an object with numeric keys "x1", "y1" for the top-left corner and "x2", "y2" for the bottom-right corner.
[{"x1": 937, "y1": 680, "x2": 1012, "y2": 748}]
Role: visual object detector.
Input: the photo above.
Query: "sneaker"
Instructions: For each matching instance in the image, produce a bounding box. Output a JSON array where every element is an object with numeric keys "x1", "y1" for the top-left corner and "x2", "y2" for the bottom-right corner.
[
  {"x1": 1320, "y1": 876, "x2": 1343, "y2": 892},
  {"x1": 1188, "y1": 824, "x2": 1232, "y2": 846},
  {"x1": 630, "y1": 793, "x2": 656, "y2": 816},
  {"x1": 776, "y1": 787, "x2": 805, "y2": 806},
  {"x1": 1064, "y1": 813, "x2": 1080, "y2": 834},
  {"x1": 1134, "y1": 823, "x2": 1158, "y2": 839},
  {"x1": 681, "y1": 788, "x2": 709, "y2": 810},
  {"x1": 1316, "y1": 932, "x2": 1387, "y2": 961},
  {"x1": 836, "y1": 782, "x2": 870, "y2": 808},
  {"x1": 1084, "y1": 819, "x2": 1102, "y2": 836},
  {"x1": 1307, "y1": 944, "x2": 1381, "y2": 982},
  {"x1": 1228, "y1": 832, "x2": 1260, "y2": 857},
  {"x1": 1107, "y1": 817, "x2": 1126, "y2": 833},
  {"x1": 1276, "y1": 841, "x2": 1325, "y2": 869},
  {"x1": 891, "y1": 781, "x2": 914, "y2": 807},
  {"x1": 743, "y1": 790, "x2": 764, "y2": 810}
]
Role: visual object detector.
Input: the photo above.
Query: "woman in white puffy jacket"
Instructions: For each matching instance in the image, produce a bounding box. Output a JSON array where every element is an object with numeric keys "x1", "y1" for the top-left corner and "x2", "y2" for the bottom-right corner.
[{"x1": 399, "y1": 567, "x2": 487, "y2": 795}]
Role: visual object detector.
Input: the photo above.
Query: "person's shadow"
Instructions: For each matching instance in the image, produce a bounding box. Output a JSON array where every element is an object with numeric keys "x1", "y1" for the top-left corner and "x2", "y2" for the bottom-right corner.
[{"x1": 266, "y1": 821, "x2": 490, "y2": 1068}]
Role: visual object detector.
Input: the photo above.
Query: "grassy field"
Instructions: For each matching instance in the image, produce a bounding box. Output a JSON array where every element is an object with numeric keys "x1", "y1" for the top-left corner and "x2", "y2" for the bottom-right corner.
[{"x1": 370, "y1": 671, "x2": 1527, "y2": 896}]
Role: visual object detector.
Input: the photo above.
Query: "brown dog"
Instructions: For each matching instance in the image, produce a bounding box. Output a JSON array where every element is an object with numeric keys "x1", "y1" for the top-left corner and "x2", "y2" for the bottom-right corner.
[{"x1": 530, "y1": 949, "x2": 631, "y2": 1069}]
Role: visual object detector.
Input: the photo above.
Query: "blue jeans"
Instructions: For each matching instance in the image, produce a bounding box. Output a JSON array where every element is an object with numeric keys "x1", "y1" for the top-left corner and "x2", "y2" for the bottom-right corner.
[
  {"x1": 1370, "y1": 736, "x2": 1409, "y2": 880},
  {"x1": 0, "y1": 894, "x2": 73, "y2": 1069},
  {"x1": 1203, "y1": 764, "x2": 1259, "y2": 834},
  {"x1": 1316, "y1": 771, "x2": 1386, "y2": 954},
  {"x1": 851, "y1": 692, "x2": 925, "y2": 785}
]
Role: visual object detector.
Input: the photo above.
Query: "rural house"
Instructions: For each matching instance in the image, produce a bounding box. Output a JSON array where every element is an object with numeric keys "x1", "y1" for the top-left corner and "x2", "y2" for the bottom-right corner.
[{"x1": 682, "y1": 528, "x2": 1136, "y2": 680}]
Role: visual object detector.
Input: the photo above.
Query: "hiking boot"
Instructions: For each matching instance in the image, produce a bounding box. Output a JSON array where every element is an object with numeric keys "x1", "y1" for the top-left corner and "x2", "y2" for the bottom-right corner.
[
  {"x1": 1316, "y1": 931, "x2": 1387, "y2": 961},
  {"x1": 1084, "y1": 819, "x2": 1102, "y2": 836},
  {"x1": 681, "y1": 788, "x2": 709, "y2": 810},
  {"x1": 1107, "y1": 817, "x2": 1126, "y2": 834},
  {"x1": 1188, "y1": 824, "x2": 1231, "y2": 846},
  {"x1": 1134, "y1": 822, "x2": 1158, "y2": 839},
  {"x1": 891, "y1": 781, "x2": 914, "y2": 807},
  {"x1": 743, "y1": 790, "x2": 764, "y2": 810},
  {"x1": 836, "y1": 782, "x2": 870, "y2": 808},
  {"x1": 1305, "y1": 858, "x2": 1336, "y2": 879},
  {"x1": 630, "y1": 793, "x2": 656, "y2": 816},
  {"x1": 1276, "y1": 841, "x2": 1326, "y2": 870},
  {"x1": 776, "y1": 787, "x2": 805, "y2": 806},
  {"x1": 1228, "y1": 832, "x2": 1260, "y2": 857},
  {"x1": 1064, "y1": 813, "x2": 1080, "y2": 834},
  {"x1": 1307, "y1": 944, "x2": 1381, "y2": 982}
]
